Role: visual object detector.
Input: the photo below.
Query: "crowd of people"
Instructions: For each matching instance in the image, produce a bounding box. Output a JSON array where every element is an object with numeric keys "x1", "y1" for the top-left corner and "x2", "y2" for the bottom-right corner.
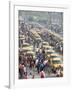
[
  {"x1": 19, "y1": 49, "x2": 46, "y2": 79},
  {"x1": 18, "y1": 13, "x2": 63, "y2": 79},
  {"x1": 19, "y1": 48, "x2": 63, "y2": 79}
]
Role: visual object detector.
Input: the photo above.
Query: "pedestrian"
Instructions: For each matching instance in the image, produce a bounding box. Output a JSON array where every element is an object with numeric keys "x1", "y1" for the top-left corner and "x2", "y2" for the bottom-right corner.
[
  {"x1": 24, "y1": 72, "x2": 28, "y2": 79},
  {"x1": 56, "y1": 68, "x2": 61, "y2": 77},
  {"x1": 42, "y1": 48, "x2": 45, "y2": 62},
  {"x1": 32, "y1": 75, "x2": 35, "y2": 79},
  {"x1": 23, "y1": 65, "x2": 27, "y2": 74},
  {"x1": 19, "y1": 64, "x2": 24, "y2": 79},
  {"x1": 39, "y1": 70, "x2": 46, "y2": 78}
]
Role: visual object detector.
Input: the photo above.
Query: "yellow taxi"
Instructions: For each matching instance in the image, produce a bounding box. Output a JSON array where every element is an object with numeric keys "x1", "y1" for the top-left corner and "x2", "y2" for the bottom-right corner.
[
  {"x1": 51, "y1": 57, "x2": 63, "y2": 69},
  {"x1": 22, "y1": 43, "x2": 33, "y2": 51},
  {"x1": 26, "y1": 51, "x2": 36, "y2": 59}
]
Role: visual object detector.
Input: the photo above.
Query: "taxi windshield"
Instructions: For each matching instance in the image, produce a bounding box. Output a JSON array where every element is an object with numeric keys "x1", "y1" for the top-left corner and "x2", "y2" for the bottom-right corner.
[{"x1": 52, "y1": 60, "x2": 62, "y2": 64}]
